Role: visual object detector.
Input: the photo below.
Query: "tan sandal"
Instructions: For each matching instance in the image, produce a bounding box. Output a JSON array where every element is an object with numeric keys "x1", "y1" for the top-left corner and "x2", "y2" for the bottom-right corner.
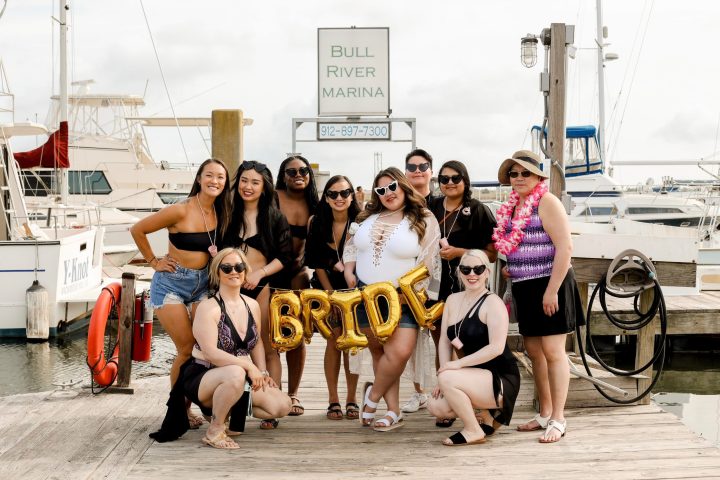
[
  {"x1": 288, "y1": 395, "x2": 305, "y2": 416},
  {"x1": 202, "y1": 430, "x2": 240, "y2": 449}
]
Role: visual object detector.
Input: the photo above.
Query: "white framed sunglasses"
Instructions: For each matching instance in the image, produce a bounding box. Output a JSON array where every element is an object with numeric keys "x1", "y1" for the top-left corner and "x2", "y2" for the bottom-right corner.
[{"x1": 374, "y1": 180, "x2": 398, "y2": 196}]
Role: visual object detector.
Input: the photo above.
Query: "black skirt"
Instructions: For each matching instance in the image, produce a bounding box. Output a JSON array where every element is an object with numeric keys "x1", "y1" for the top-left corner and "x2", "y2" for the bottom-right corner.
[{"x1": 511, "y1": 268, "x2": 586, "y2": 337}]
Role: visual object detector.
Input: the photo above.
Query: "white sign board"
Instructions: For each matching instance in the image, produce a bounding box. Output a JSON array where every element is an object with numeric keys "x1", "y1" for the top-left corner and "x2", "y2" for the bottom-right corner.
[{"x1": 318, "y1": 27, "x2": 389, "y2": 117}]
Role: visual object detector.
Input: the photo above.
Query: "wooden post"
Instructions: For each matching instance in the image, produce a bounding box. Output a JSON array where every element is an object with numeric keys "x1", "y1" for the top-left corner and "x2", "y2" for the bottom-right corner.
[
  {"x1": 211, "y1": 109, "x2": 244, "y2": 176},
  {"x1": 115, "y1": 272, "x2": 136, "y2": 390},
  {"x1": 548, "y1": 23, "x2": 567, "y2": 198},
  {"x1": 635, "y1": 288, "x2": 655, "y2": 405}
]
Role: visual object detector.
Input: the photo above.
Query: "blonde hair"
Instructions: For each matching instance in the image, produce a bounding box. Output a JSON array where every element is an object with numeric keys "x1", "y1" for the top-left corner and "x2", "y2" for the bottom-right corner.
[{"x1": 208, "y1": 247, "x2": 252, "y2": 291}]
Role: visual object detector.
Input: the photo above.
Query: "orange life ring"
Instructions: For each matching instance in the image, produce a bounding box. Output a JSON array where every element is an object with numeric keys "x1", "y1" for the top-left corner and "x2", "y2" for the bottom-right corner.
[{"x1": 87, "y1": 282, "x2": 122, "y2": 387}]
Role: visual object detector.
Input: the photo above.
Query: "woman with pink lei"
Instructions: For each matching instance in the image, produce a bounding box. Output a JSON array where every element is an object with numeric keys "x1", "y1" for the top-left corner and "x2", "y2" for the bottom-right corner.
[
  {"x1": 493, "y1": 150, "x2": 585, "y2": 443},
  {"x1": 427, "y1": 250, "x2": 520, "y2": 446}
]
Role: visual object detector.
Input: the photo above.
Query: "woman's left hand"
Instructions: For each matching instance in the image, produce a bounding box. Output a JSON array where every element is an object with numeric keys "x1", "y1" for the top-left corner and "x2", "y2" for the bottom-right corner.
[
  {"x1": 437, "y1": 360, "x2": 462, "y2": 373},
  {"x1": 542, "y1": 290, "x2": 559, "y2": 317},
  {"x1": 244, "y1": 270, "x2": 264, "y2": 291}
]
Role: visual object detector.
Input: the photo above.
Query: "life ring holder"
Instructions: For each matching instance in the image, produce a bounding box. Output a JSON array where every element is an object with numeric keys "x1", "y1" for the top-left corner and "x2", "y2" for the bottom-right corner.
[{"x1": 86, "y1": 282, "x2": 122, "y2": 391}]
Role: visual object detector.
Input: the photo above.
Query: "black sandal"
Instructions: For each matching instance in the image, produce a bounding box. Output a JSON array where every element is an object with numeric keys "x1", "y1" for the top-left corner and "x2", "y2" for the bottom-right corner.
[
  {"x1": 443, "y1": 431, "x2": 487, "y2": 446},
  {"x1": 259, "y1": 418, "x2": 279, "y2": 430},
  {"x1": 326, "y1": 402, "x2": 343, "y2": 420},
  {"x1": 435, "y1": 418, "x2": 456, "y2": 428},
  {"x1": 345, "y1": 402, "x2": 359, "y2": 420}
]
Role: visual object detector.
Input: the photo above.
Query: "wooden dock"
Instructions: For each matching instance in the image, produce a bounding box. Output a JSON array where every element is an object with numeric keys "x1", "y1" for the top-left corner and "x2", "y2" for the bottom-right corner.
[{"x1": 1, "y1": 338, "x2": 719, "y2": 479}]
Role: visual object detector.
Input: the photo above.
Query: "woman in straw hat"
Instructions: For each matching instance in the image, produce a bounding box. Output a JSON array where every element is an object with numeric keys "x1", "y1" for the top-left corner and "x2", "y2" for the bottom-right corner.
[{"x1": 493, "y1": 150, "x2": 585, "y2": 443}]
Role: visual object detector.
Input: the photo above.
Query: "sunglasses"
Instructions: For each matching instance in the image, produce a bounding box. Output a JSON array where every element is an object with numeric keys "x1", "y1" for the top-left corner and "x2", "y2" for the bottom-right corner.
[
  {"x1": 374, "y1": 180, "x2": 399, "y2": 196},
  {"x1": 406, "y1": 162, "x2": 431, "y2": 173},
  {"x1": 326, "y1": 188, "x2": 353, "y2": 200},
  {"x1": 285, "y1": 167, "x2": 310, "y2": 177},
  {"x1": 458, "y1": 264, "x2": 487, "y2": 275},
  {"x1": 508, "y1": 170, "x2": 533, "y2": 179},
  {"x1": 219, "y1": 262, "x2": 247, "y2": 274},
  {"x1": 439, "y1": 174, "x2": 463, "y2": 185},
  {"x1": 242, "y1": 160, "x2": 268, "y2": 172}
]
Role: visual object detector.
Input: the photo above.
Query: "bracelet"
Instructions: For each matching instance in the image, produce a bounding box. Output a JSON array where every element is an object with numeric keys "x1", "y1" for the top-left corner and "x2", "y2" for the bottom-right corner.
[
  {"x1": 261, "y1": 266, "x2": 268, "y2": 276},
  {"x1": 148, "y1": 256, "x2": 157, "y2": 265},
  {"x1": 260, "y1": 370, "x2": 270, "y2": 377}
]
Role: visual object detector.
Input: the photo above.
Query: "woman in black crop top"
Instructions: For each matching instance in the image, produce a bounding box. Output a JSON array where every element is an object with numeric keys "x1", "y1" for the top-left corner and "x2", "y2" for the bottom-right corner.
[
  {"x1": 131, "y1": 158, "x2": 231, "y2": 429},
  {"x1": 222, "y1": 161, "x2": 293, "y2": 427},
  {"x1": 273, "y1": 155, "x2": 320, "y2": 417},
  {"x1": 305, "y1": 175, "x2": 361, "y2": 420},
  {"x1": 178, "y1": 248, "x2": 291, "y2": 448},
  {"x1": 427, "y1": 249, "x2": 520, "y2": 446}
]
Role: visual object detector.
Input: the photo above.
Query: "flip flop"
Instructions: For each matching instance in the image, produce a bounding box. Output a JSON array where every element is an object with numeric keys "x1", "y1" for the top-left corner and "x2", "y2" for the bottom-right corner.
[
  {"x1": 435, "y1": 418, "x2": 456, "y2": 428},
  {"x1": 442, "y1": 431, "x2": 487, "y2": 447},
  {"x1": 288, "y1": 395, "x2": 305, "y2": 416},
  {"x1": 345, "y1": 402, "x2": 359, "y2": 420},
  {"x1": 517, "y1": 413, "x2": 550, "y2": 432},
  {"x1": 539, "y1": 419, "x2": 566, "y2": 443},
  {"x1": 259, "y1": 418, "x2": 279, "y2": 430},
  {"x1": 326, "y1": 402, "x2": 343, "y2": 420},
  {"x1": 202, "y1": 430, "x2": 240, "y2": 450},
  {"x1": 188, "y1": 412, "x2": 205, "y2": 430}
]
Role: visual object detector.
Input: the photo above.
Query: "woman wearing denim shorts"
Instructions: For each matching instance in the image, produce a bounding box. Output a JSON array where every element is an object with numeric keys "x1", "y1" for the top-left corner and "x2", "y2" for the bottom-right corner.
[
  {"x1": 131, "y1": 158, "x2": 231, "y2": 429},
  {"x1": 343, "y1": 167, "x2": 441, "y2": 432}
]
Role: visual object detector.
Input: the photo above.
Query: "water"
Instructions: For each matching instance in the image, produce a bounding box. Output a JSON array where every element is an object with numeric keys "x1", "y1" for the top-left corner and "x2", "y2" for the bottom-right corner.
[
  {"x1": 1, "y1": 331, "x2": 718, "y2": 447},
  {"x1": 0, "y1": 321, "x2": 175, "y2": 397}
]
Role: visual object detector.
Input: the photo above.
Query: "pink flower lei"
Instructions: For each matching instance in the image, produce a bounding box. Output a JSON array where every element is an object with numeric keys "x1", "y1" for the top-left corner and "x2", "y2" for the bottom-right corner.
[{"x1": 492, "y1": 181, "x2": 549, "y2": 255}]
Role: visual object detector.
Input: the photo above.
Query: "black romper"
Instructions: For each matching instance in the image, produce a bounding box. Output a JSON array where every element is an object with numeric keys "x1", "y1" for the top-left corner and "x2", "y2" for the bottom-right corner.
[{"x1": 446, "y1": 293, "x2": 521, "y2": 426}]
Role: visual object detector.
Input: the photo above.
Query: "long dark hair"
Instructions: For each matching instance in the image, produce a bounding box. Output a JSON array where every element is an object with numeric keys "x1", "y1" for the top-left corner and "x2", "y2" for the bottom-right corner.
[
  {"x1": 438, "y1": 160, "x2": 472, "y2": 207},
  {"x1": 275, "y1": 155, "x2": 320, "y2": 211},
  {"x1": 313, "y1": 175, "x2": 361, "y2": 243},
  {"x1": 225, "y1": 162, "x2": 279, "y2": 252},
  {"x1": 357, "y1": 167, "x2": 429, "y2": 241},
  {"x1": 187, "y1": 158, "x2": 232, "y2": 239}
]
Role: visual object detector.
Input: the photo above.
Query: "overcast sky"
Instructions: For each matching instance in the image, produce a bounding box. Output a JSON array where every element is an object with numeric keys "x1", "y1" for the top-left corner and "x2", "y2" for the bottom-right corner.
[{"x1": 1, "y1": 0, "x2": 719, "y2": 189}]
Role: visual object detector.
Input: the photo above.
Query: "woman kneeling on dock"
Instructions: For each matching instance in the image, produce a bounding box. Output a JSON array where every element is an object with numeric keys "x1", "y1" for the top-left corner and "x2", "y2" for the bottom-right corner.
[
  {"x1": 427, "y1": 250, "x2": 520, "y2": 446},
  {"x1": 494, "y1": 151, "x2": 585, "y2": 443},
  {"x1": 182, "y1": 248, "x2": 290, "y2": 449}
]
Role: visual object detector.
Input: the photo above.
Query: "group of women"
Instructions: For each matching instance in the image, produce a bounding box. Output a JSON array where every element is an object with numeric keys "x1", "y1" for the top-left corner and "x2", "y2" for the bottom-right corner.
[{"x1": 135, "y1": 148, "x2": 584, "y2": 449}]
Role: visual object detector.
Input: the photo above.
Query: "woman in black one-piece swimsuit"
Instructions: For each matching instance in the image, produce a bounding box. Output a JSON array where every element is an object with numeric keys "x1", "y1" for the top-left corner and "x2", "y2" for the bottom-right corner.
[{"x1": 427, "y1": 249, "x2": 520, "y2": 446}]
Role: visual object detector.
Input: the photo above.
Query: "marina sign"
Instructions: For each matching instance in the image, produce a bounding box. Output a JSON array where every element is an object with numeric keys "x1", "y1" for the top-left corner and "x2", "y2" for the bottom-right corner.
[{"x1": 318, "y1": 27, "x2": 390, "y2": 117}]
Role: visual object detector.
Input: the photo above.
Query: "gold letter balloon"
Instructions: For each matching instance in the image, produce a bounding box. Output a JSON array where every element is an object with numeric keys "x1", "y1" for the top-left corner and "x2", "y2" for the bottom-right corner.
[
  {"x1": 268, "y1": 291, "x2": 304, "y2": 352},
  {"x1": 299, "y1": 289, "x2": 333, "y2": 341},
  {"x1": 329, "y1": 290, "x2": 368, "y2": 354},
  {"x1": 361, "y1": 281, "x2": 400, "y2": 344},
  {"x1": 398, "y1": 265, "x2": 444, "y2": 329}
]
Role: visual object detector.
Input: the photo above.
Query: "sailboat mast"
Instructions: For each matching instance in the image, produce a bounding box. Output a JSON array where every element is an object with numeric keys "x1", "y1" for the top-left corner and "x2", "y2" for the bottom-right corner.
[
  {"x1": 596, "y1": 0, "x2": 607, "y2": 169},
  {"x1": 59, "y1": 0, "x2": 69, "y2": 203}
]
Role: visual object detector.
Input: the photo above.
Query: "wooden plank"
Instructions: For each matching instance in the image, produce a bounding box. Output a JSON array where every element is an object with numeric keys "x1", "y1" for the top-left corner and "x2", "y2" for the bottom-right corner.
[
  {"x1": 572, "y1": 258, "x2": 697, "y2": 287},
  {"x1": 635, "y1": 289, "x2": 655, "y2": 405}
]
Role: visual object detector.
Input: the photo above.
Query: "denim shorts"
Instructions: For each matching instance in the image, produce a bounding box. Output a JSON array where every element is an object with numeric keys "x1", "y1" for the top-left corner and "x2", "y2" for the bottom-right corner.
[
  {"x1": 150, "y1": 265, "x2": 209, "y2": 309},
  {"x1": 355, "y1": 281, "x2": 418, "y2": 330}
]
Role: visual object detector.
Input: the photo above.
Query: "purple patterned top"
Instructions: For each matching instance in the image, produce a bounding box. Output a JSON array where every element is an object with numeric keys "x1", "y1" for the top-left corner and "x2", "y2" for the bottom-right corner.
[{"x1": 506, "y1": 206, "x2": 555, "y2": 282}]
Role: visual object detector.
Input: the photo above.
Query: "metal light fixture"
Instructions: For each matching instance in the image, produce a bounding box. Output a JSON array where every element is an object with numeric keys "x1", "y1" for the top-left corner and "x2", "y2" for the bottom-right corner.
[{"x1": 521, "y1": 34, "x2": 538, "y2": 68}]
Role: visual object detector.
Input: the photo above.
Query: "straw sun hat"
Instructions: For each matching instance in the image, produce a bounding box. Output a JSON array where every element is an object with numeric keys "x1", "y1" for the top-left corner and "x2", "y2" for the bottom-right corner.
[{"x1": 497, "y1": 150, "x2": 549, "y2": 185}]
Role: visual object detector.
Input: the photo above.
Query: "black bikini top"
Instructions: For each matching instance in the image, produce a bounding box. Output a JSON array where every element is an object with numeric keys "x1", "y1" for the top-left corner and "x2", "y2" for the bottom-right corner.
[
  {"x1": 238, "y1": 234, "x2": 263, "y2": 252},
  {"x1": 289, "y1": 223, "x2": 307, "y2": 240},
  {"x1": 168, "y1": 228, "x2": 217, "y2": 252}
]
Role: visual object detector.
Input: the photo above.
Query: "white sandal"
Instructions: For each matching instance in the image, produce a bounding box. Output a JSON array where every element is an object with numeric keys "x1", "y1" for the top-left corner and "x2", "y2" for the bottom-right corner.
[
  {"x1": 373, "y1": 411, "x2": 404, "y2": 432},
  {"x1": 517, "y1": 413, "x2": 550, "y2": 432},
  {"x1": 539, "y1": 419, "x2": 566, "y2": 443},
  {"x1": 360, "y1": 382, "x2": 377, "y2": 427}
]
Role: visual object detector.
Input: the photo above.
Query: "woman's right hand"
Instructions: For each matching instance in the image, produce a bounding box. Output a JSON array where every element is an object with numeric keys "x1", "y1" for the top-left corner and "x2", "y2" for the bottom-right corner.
[
  {"x1": 153, "y1": 255, "x2": 177, "y2": 273},
  {"x1": 431, "y1": 385, "x2": 442, "y2": 399},
  {"x1": 248, "y1": 365, "x2": 265, "y2": 391}
]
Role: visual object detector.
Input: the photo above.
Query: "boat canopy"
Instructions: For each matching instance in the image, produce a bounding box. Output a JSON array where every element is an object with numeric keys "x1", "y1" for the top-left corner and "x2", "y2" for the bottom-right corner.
[
  {"x1": 531, "y1": 125, "x2": 602, "y2": 178},
  {"x1": 14, "y1": 121, "x2": 69, "y2": 169}
]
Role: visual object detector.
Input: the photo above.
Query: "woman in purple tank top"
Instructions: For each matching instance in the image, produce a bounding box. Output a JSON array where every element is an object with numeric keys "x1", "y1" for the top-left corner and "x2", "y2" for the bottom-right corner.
[{"x1": 493, "y1": 150, "x2": 585, "y2": 444}]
